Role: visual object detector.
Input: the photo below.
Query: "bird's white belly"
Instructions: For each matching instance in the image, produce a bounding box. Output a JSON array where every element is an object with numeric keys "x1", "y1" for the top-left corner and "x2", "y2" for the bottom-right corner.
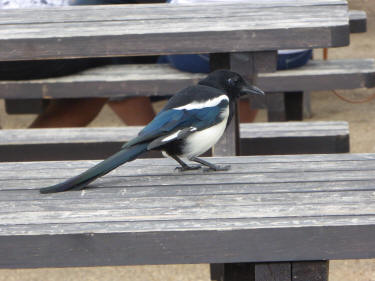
[{"x1": 182, "y1": 107, "x2": 229, "y2": 159}]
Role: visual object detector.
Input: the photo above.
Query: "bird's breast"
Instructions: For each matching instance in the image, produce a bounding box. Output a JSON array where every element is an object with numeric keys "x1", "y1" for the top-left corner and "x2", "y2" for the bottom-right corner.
[{"x1": 182, "y1": 107, "x2": 229, "y2": 159}]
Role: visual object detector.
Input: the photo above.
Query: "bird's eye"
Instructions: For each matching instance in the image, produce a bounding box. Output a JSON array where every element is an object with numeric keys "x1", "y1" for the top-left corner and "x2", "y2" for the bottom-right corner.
[{"x1": 227, "y1": 77, "x2": 239, "y2": 86}]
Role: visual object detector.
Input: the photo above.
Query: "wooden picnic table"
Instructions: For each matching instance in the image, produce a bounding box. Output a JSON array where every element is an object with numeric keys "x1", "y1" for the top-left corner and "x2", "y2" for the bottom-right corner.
[
  {"x1": 0, "y1": 0, "x2": 350, "y2": 155},
  {"x1": 1, "y1": 153, "x2": 375, "y2": 280},
  {"x1": 0, "y1": 2, "x2": 356, "y2": 278}
]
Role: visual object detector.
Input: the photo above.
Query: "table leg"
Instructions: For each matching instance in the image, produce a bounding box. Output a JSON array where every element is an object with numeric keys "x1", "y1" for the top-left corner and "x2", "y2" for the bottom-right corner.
[
  {"x1": 255, "y1": 263, "x2": 291, "y2": 281},
  {"x1": 267, "y1": 91, "x2": 305, "y2": 122},
  {"x1": 209, "y1": 53, "x2": 239, "y2": 156},
  {"x1": 292, "y1": 261, "x2": 329, "y2": 281},
  {"x1": 211, "y1": 263, "x2": 254, "y2": 281},
  {"x1": 209, "y1": 51, "x2": 276, "y2": 156},
  {"x1": 5, "y1": 99, "x2": 49, "y2": 114},
  {"x1": 266, "y1": 92, "x2": 286, "y2": 121},
  {"x1": 284, "y1": 91, "x2": 304, "y2": 120},
  {"x1": 303, "y1": 92, "x2": 312, "y2": 119},
  {"x1": 210, "y1": 261, "x2": 328, "y2": 281}
]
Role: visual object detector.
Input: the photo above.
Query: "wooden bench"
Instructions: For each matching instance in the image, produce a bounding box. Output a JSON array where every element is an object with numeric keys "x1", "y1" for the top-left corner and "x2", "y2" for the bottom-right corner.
[
  {"x1": 349, "y1": 10, "x2": 367, "y2": 33},
  {"x1": 2, "y1": 59, "x2": 374, "y2": 99},
  {"x1": 1, "y1": 153, "x2": 375, "y2": 281},
  {"x1": 2, "y1": 59, "x2": 374, "y2": 121},
  {"x1": 258, "y1": 58, "x2": 375, "y2": 120},
  {"x1": 0, "y1": 121, "x2": 349, "y2": 162},
  {"x1": 0, "y1": 0, "x2": 352, "y2": 155},
  {"x1": 1, "y1": 7, "x2": 366, "y2": 118}
]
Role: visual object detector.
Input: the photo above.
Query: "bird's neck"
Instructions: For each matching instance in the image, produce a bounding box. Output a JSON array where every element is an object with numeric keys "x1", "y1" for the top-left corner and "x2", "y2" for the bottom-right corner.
[{"x1": 226, "y1": 99, "x2": 237, "y2": 127}]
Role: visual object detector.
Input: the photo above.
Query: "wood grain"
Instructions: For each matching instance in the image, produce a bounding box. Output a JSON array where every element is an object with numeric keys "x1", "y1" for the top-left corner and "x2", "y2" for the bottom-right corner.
[
  {"x1": 210, "y1": 52, "x2": 238, "y2": 157},
  {"x1": 292, "y1": 261, "x2": 329, "y2": 281},
  {"x1": 255, "y1": 263, "x2": 291, "y2": 281},
  {"x1": 212, "y1": 262, "x2": 293, "y2": 281},
  {"x1": 0, "y1": 121, "x2": 349, "y2": 161},
  {"x1": 0, "y1": 1, "x2": 349, "y2": 61},
  {"x1": 2, "y1": 59, "x2": 374, "y2": 99},
  {"x1": 0, "y1": 153, "x2": 375, "y2": 268},
  {"x1": 348, "y1": 10, "x2": 367, "y2": 33}
]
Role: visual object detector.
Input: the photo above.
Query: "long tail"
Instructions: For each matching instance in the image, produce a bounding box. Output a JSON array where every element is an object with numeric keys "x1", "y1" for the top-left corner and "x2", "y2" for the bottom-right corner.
[{"x1": 40, "y1": 143, "x2": 148, "y2": 194}]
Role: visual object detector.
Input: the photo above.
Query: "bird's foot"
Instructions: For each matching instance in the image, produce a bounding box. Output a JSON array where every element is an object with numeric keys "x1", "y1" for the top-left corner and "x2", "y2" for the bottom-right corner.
[
  {"x1": 175, "y1": 164, "x2": 202, "y2": 172},
  {"x1": 203, "y1": 164, "x2": 231, "y2": 172}
]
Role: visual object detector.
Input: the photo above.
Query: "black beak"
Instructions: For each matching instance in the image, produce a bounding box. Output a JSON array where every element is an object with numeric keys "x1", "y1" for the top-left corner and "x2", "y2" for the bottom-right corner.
[{"x1": 240, "y1": 84, "x2": 265, "y2": 96}]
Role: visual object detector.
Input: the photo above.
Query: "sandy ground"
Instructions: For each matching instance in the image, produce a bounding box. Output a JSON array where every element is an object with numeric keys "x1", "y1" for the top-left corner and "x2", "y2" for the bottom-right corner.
[{"x1": 1, "y1": 0, "x2": 375, "y2": 280}]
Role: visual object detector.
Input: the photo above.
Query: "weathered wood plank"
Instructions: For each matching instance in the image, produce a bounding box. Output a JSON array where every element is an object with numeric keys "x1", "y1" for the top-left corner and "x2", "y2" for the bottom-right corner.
[
  {"x1": 259, "y1": 59, "x2": 375, "y2": 92},
  {"x1": 0, "y1": 1, "x2": 349, "y2": 61},
  {"x1": 0, "y1": 3, "x2": 348, "y2": 30},
  {"x1": 4, "y1": 162, "x2": 375, "y2": 192},
  {"x1": 348, "y1": 10, "x2": 366, "y2": 33},
  {"x1": 3, "y1": 169, "x2": 375, "y2": 191},
  {"x1": 1, "y1": 225, "x2": 375, "y2": 268},
  {"x1": 0, "y1": 156, "x2": 374, "y2": 226},
  {"x1": 0, "y1": 136, "x2": 374, "y2": 271},
  {"x1": 1, "y1": 198, "x2": 375, "y2": 227},
  {"x1": 0, "y1": 122, "x2": 349, "y2": 144},
  {"x1": 2, "y1": 153, "x2": 374, "y2": 171},
  {"x1": 2, "y1": 153, "x2": 375, "y2": 173},
  {"x1": 2, "y1": 215, "x2": 375, "y2": 236},
  {"x1": 2, "y1": 190, "x2": 375, "y2": 214},
  {"x1": 0, "y1": 0, "x2": 348, "y2": 25},
  {"x1": 2, "y1": 180, "x2": 375, "y2": 201},
  {"x1": 3, "y1": 59, "x2": 374, "y2": 99},
  {"x1": 0, "y1": 121, "x2": 349, "y2": 161},
  {"x1": 3, "y1": 159, "x2": 374, "y2": 181}
]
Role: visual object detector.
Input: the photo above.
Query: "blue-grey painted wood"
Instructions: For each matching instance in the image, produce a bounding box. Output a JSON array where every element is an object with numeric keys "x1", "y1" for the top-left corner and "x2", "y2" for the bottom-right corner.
[
  {"x1": 0, "y1": 121, "x2": 350, "y2": 161},
  {"x1": 348, "y1": 10, "x2": 367, "y2": 33},
  {"x1": 1, "y1": 59, "x2": 373, "y2": 99},
  {"x1": 0, "y1": 153, "x2": 375, "y2": 268},
  {"x1": 0, "y1": 0, "x2": 349, "y2": 61}
]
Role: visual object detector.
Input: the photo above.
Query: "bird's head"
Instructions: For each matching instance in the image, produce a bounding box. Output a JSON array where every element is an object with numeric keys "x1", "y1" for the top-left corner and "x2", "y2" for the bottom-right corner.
[{"x1": 198, "y1": 70, "x2": 265, "y2": 100}]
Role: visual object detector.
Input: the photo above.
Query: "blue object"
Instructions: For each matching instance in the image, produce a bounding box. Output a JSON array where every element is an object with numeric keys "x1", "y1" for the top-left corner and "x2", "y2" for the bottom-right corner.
[
  {"x1": 160, "y1": 49, "x2": 312, "y2": 73},
  {"x1": 158, "y1": 54, "x2": 211, "y2": 73},
  {"x1": 277, "y1": 50, "x2": 312, "y2": 70},
  {"x1": 72, "y1": 0, "x2": 139, "y2": 4}
]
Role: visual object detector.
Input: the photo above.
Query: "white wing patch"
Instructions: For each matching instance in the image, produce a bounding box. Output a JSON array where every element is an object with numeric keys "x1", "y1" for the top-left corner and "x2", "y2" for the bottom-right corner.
[
  {"x1": 173, "y1": 95, "x2": 229, "y2": 110},
  {"x1": 162, "y1": 130, "x2": 181, "y2": 142},
  {"x1": 161, "y1": 127, "x2": 197, "y2": 143}
]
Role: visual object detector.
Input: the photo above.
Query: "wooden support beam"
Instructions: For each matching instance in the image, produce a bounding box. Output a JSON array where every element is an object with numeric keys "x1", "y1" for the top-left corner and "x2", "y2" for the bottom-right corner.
[
  {"x1": 211, "y1": 261, "x2": 328, "y2": 281},
  {"x1": 210, "y1": 52, "x2": 239, "y2": 156},
  {"x1": 292, "y1": 261, "x2": 329, "y2": 281}
]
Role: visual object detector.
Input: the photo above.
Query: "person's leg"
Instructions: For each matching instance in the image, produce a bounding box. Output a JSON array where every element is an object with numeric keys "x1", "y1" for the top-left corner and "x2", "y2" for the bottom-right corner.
[
  {"x1": 108, "y1": 96, "x2": 155, "y2": 126},
  {"x1": 0, "y1": 58, "x2": 111, "y2": 129},
  {"x1": 29, "y1": 98, "x2": 107, "y2": 128},
  {"x1": 239, "y1": 99, "x2": 258, "y2": 123}
]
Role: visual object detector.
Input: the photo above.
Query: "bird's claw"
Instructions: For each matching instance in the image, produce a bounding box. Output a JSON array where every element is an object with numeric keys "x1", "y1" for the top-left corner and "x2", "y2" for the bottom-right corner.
[
  {"x1": 203, "y1": 165, "x2": 231, "y2": 172},
  {"x1": 175, "y1": 165, "x2": 202, "y2": 172}
]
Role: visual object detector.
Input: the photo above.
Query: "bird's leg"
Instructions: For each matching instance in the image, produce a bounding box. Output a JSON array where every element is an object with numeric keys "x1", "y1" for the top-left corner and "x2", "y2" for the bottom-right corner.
[
  {"x1": 189, "y1": 156, "x2": 230, "y2": 172},
  {"x1": 169, "y1": 154, "x2": 201, "y2": 171}
]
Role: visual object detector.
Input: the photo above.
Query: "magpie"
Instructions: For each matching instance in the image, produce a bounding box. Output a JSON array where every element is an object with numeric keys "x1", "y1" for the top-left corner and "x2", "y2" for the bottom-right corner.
[{"x1": 40, "y1": 70, "x2": 264, "y2": 194}]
